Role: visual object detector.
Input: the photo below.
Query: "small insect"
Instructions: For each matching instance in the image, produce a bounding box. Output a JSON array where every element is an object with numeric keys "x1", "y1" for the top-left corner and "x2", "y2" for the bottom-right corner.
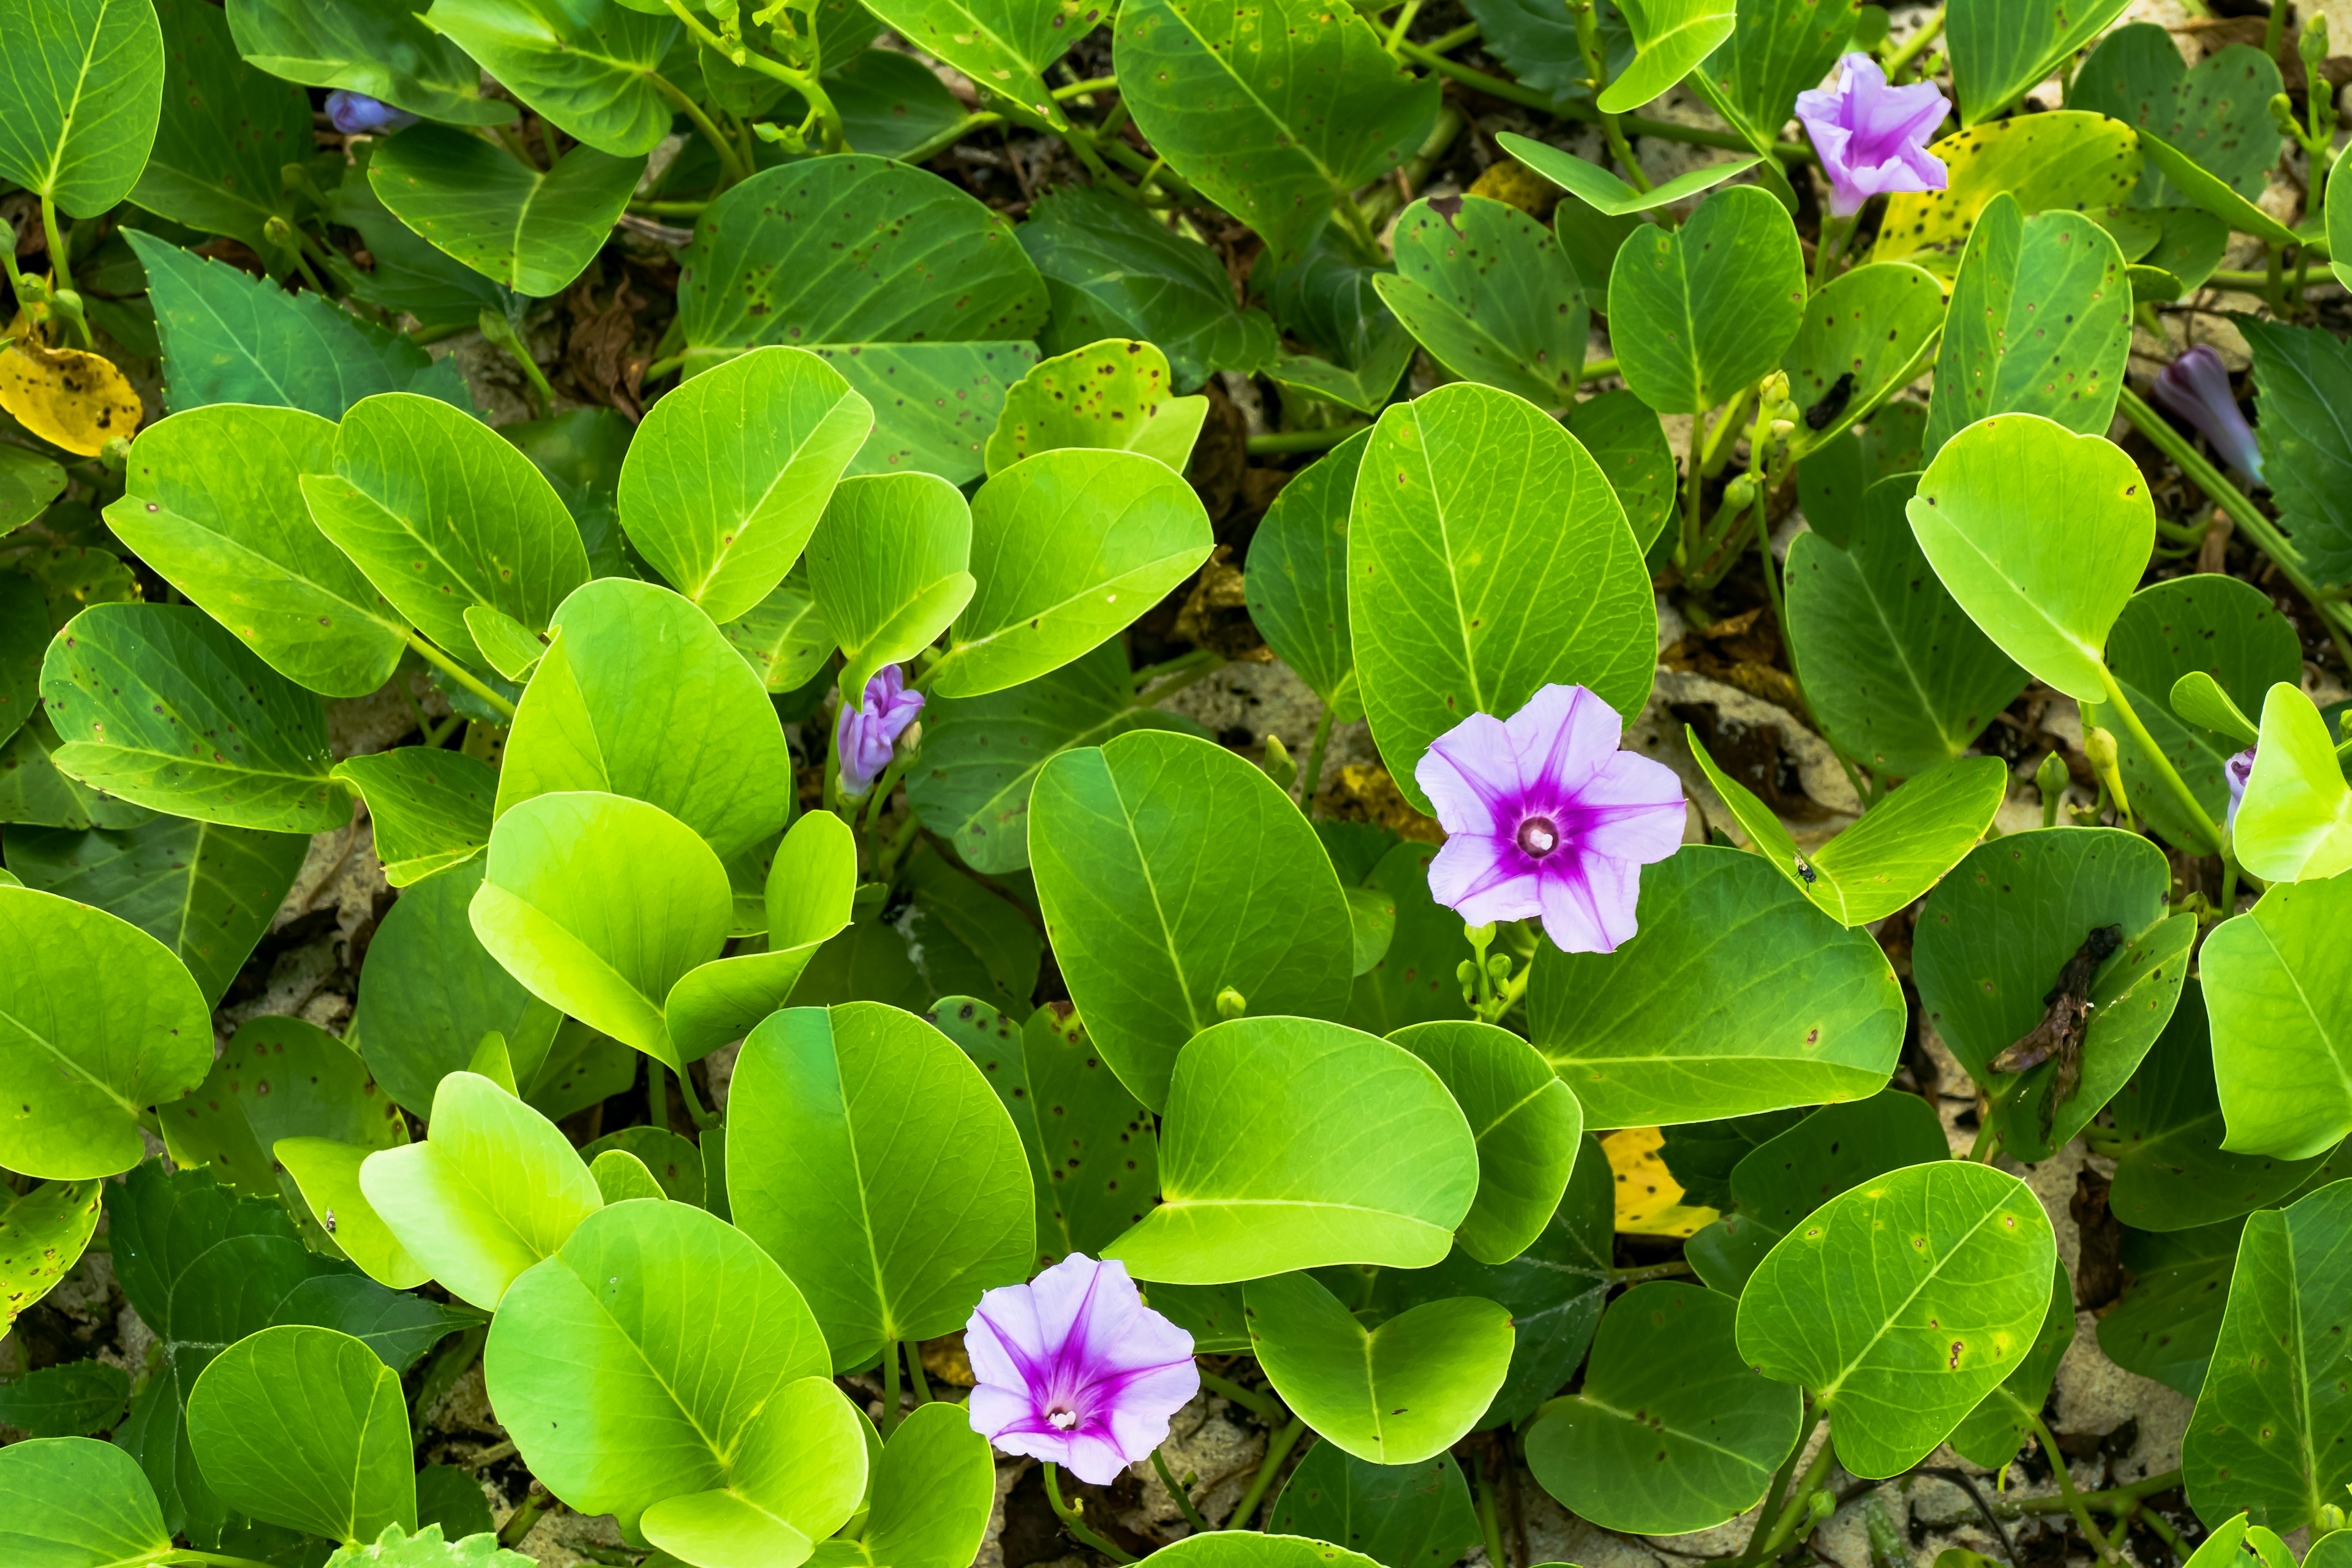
[
  {"x1": 1792, "y1": 854, "x2": 1817, "y2": 885},
  {"x1": 323, "y1": 1208, "x2": 337, "y2": 1234},
  {"x1": 1803, "y1": 371, "x2": 1856, "y2": 431}
]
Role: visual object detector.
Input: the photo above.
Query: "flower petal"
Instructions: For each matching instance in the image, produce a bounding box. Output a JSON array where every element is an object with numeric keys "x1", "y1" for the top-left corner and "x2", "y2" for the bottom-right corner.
[
  {"x1": 1060, "y1": 1431, "x2": 1134, "y2": 1486},
  {"x1": 1428, "y1": 833, "x2": 1545, "y2": 926},
  {"x1": 1418, "y1": 712, "x2": 1522, "y2": 834},
  {"x1": 1570, "y1": 753, "x2": 1689, "y2": 866},
  {"x1": 1504, "y1": 684, "x2": 1622, "y2": 797},
  {"x1": 967, "y1": 1382, "x2": 1035, "y2": 1441},
  {"x1": 1537, "y1": 852, "x2": 1645, "y2": 954}
]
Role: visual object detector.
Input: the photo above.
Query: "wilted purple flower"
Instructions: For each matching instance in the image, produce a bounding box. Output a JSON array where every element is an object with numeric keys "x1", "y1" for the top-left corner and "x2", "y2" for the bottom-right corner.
[
  {"x1": 2150, "y1": 347, "x2": 2264, "y2": 485},
  {"x1": 2225, "y1": 746, "x2": 2256, "y2": 828},
  {"x1": 835, "y1": 664, "x2": 923, "y2": 796},
  {"x1": 965, "y1": 1254, "x2": 1199, "y2": 1485},
  {"x1": 1417, "y1": 684, "x2": 1687, "y2": 956},
  {"x1": 325, "y1": 91, "x2": 416, "y2": 135},
  {"x1": 1794, "y1": 53, "x2": 1951, "y2": 217}
]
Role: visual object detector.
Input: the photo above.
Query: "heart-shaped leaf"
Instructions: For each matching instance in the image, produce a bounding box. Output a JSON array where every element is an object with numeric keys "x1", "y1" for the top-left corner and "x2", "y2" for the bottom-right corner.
[
  {"x1": 369, "y1": 125, "x2": 644, "y2": 298},
  {"x1": 2234, "y1": 684, "x2": 2352, "y2": 883},
  {"x1": 1872, "y1": 113, "x2": 2143, "y2": 273},
  {"x1": 1389, "y1": 1020, "x2": 1581, "y2": 1265},
  {"x1": 984, "y1": 338, "x2": 1208, "y2": 475},
  {"x1": 1608, "y1": 184, "x2": 1804, "y2": 415},
  {"x1": 2203, "y1": 869, "x2": 2352, "y2": 1162},
  {"x1": 1243, "y1": 431, "x2": 1368, "y2": 714},
  {"x1": 1782, "y1": 262, "x2": 1947, "y2": 457},
  {"x1": 2069, "y1": 26, "x2": 2283, "y2": 207},
  {"x1": 0, "y1": 1438, "x2": 173, "y2": 1566},
  {"x1": 161, "y1": 1016, "x2": 405, "y2": 1202},
  {"x1": 186, "y1": 1325, "x2": 416, "y2": 1545},
  {"x1": 1496, "y1": 134, "x2": 1760, "y2": 215},
  {"x1": 1376, "y1": 195, "x2": 1587, "y2": 409},
  {"x1": 805, "y1": 472, "x2": 976, "y2": 697},
  {"x1": 1947, "y1": 0, "x2": 2130, "y2": 125},
  {"x1": 0, "y1": 0, "x2": 164, "y2": 216},
  {"x1": 1601, "y1": 0, "x2": 1737, "y2": 111},
  {"x1": 421, "y1": 0, "x2": 680, "y2": 156}
]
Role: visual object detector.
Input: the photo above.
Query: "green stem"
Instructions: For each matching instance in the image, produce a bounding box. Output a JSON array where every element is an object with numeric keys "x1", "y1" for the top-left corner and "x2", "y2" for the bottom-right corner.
[
  {"x1": 40, "y1": 192, "x2": 70, "y2": 296},
  {"x1": 404, "y1": 632, "x2": 518, "y2": 720},
  {"x1": 1153, "y1": 1447, "x2": 1214, "y2": 1534},
  {"x1": 1474, "y1": 1452, "x2": 1511, "y2": 1568},
  {"x1": 1966, "y1": 1118, "x2": 2003, "y2": 1164},
  {"x1": 2207, "y1": 266, "x2": 2341, "y2": 291},
  {"x1": 1136, "y1": 655, "x2": 1229, "y2": 709},
  {"x1": 1053, "y1": 75, "x2": 1121, "y2": 99},
  {"x1": 2264, "y1": 0, "x2": 2288, "y2": 58},
  {"x1": 899, "y1": 111, "x2": 1005, "y2": 166},
  {"x1": 1231, "y1": 1417, "x2": 1307, "y2": 1529},
  {"x1": 2027, "y1": 1412, "x2": 2116, "y2": 1561},
  {"x1": 2093, "y1": 663, "x2": 2223, "y2": 854},
  {"x1": 630, "y1": 197, "x2": 715, "y2": 216},
  {"x1": 658, "y1": 0, "x2": 846, "y2": 151},
  {"x1": 1748, "y1": 1426, "x2": 1838, "y2": 1563},
  {"x1": 1044, "y1": 1462, "x2": 1140, "y2": 1562},
  {"x1": 1680, "y1": 403, "x2": 1705, "y2": 570},
  {"x1": 497, "y1": 1488, "x2": 548, "y2": 1548},
  {"x1": 1609, "y1": 1259, "x2": 1695, "y2": 1283},
  {"x1": 1995, "y1": 1468, "x2": 2184, "y2": 1517},
  {"x1": 164, "y1": 1554, "x2": 285, "y2": 1568},
  {"x1": 1738, "y1": 1408, "x2": 1824, "y2": 1568},
  {"x1": 1300, "y1": 701, "x2": 1338, "y2": 814},
  {"x1": 647, "y1": 1060, "x2": 669, "y2": 1133},
  {"x1": 904, "y1": 1340, "x2": 935, "y2": 1405},
  {"x1": 878, "y1": 1341, "x2": 903, "y2": 1440},
  {"x1": 1572, "y1": 0, "x2": 1648, "y2": 192},
  {"x1": 1199, "y1": 1370, "x2": 1284, "y2": 1422},
  {"x1": 647, "y1": 71, "x2": 749, "y2": 186},
  {"x1": 1581, "y1": 355, "x2": 1618, "y2": 382},
  {"x1": 1246, "y1": 423, "x2": 1371, "y2": 455},
  {"x1": 1881, "y1": 4, "x2": 1945, "y2": 80},
  {"x1": 1384, "y1": 0, "x2": 1423, "y2": 53}
]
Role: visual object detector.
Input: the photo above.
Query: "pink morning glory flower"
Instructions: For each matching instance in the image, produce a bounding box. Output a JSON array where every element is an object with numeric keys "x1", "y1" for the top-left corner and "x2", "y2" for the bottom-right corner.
[
  {"x1": 836, "y1": 664, "x2": 924, "y2": 796},
  {"x1": 1416, "y1": 684, "x2": 1687, "y2": 955},
  {"x1": 965, "y1": 1254, "x2": 1199, "y2": 1485},
  {"x1": 325, "y1": 91, "x2": 417, "y2": 136},
  {"x1": 2150, "y1": 346, "x2": 2265, "y2": 485},
  {"x1": 2226, "y1": 746, "x2": 2256, "y2": 828},
  {"x1": 1794, "y1": 53, "x2": 1951, "y2": 217}
]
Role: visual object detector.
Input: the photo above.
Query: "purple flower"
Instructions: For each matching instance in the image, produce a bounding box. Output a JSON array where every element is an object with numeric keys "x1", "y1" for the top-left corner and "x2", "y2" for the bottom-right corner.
[
  {"x1": 325, "y1": 91, "x2": 416, "y2": 135},
  {"x1": 2226, "y1": 746, "x2": 2256, "y2": 829},
  {"x1": 2150, "y1": 347, "x2": 2265, "y2": 485},
  {"x1": 965, "y1": 1254, "x2": 1199, "y2": 1485},
  {"x1": 1416, "y1": 684, "x2": 1687, "y2": 955},
  {"x1": 835, "y1": 664, "x2": 923, "y2": 796},
  {"x1": 1795, "y1": 53, "x2": 1951, "y2": 217}
]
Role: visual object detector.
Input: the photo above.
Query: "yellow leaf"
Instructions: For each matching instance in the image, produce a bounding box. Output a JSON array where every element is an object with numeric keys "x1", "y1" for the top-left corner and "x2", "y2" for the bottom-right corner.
[
  {"x1": 1871, "y1": 112, "x2": 2142, "y2": 276},
  {"x1": 1602, "y1": 1126, "x2": 1720, "y2": 1238},
  {"x1": 0, "y1": 314, "x2": 142, "y2": 457}
]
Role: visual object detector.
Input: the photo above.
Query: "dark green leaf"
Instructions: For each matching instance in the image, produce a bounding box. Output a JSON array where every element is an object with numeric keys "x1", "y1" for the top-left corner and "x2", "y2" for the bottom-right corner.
[
  {"x1": 1268, "y1": 1448, "x2": 1480, "y2": 1568},
  {"x1": 369, "y1": 125, "x2": 643, "y2": 298},
  {"x1": 225, "y1": 0, "x2": 519, "y2": 124},
  {"x1": 129, "y1": 0, "x2": 309, "y2": 254},
  {"x1": 421, "y1": 0, "x2": 680, "y2": 157},
  {"x1": 0, "y1": 1360, "x2": 132, "y2": 1437}
]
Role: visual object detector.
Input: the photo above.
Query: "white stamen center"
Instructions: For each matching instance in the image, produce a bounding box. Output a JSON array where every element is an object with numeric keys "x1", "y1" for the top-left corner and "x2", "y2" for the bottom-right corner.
[
  {"x1": 1047, "y1": 1406, "x2": 1079, "y2": 1431},
  {"x1": 1516, "y1": 815, "x2": 1560, "y2": 858}
]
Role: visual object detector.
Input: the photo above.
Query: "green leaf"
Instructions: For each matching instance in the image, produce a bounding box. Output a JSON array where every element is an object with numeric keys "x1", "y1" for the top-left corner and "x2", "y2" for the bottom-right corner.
[
  {"x1": 1782, "y1": 262, "x2": 1947, "y2": 457},
  {"x1": 1607, "y1": 184, "x2": 1804, "y2": 415},
  {"x1": 224, "y1": 0, "x2": 518, "y2": 124},
  {"x1": 276, "y1": 1136, "x2": 429, "y2": 1289},
  {"x1": 1736, "y1": 1161, "x2": 2058, "y2": 1477},
  {"x1": 1871, "y1": 113, "x2": 2143, "y2": 274},
  {"x1": 899, "y1": 846, "x2": 1042, "y2": 1011},
  {"x1": 2173, "y1": 669, "x2": 2261, "y2": 745},
  {"x1": 0, "y1": 1437, "x2": 173, "y2": 1568},
  {"x1": 2203, "y1": 870, "x2": 2352, "y2": 1162},
  {"x1": 0, "y1": 1360, "x2": 131, "y2": 1438},
  {"x1": 984, "y1": 338, "x2": 1208, "y2": 475},
  {"x1": 805, "y1": 473, "x2": 975, "y2": 696},
  {"x1": 1691, "y1": 744, "x2": 2005, "y2": 925},
  {"x1": 1389, "y1": 1020, "x2": 1580, "y2": 1266},
  {"x1": 2183, "y1": 1179, "x2": 2352, "y2": 1531},
  {"x1": 360, "y1": 1070, "x2": 602, "y2": 1310},
  {"x1": 41, "y1": 601, "x2": 344, "y2": 832},
  {"x1": 326, "y1": 1523, "x2": 537, "y2": 1567},
  {"x1": 1687, "y1": 1091, "x2": 1954, "y2": 1294},
  {"x1": 485, "y1": 1200, "x2": 856, "y2": 1539},
  {"x1": 2068, "y1": 26, "x2": 2283, "y2": 207},
  {"x1": 1946, "y1": 0, "x2": 2130, "y2": 125},
  {"x1": 1376, "y1": 195, "x2": 1586, "y2": 408},
  {"x1": 324, "y1": 145, "x2": 518, "y2": 333},
  {"x1": 720, "y1": 566, "x2": 833, "y2": 695},
  {"x1": 677, "y1": 159, "x2": 1046, "y2": 355},
  {"x1": 1914, "y1": 827, "x2": 2194, "y2": 1163},
  {"x1": 1243, "y1": 431, "x2": 1367, "y2": 712},
  {"x1": 1700, "y1": 0, "x2": 1856, "y2": 137},
  {"x1": 1526, "y1": 1281, "x2": 1803, "y2": 1532},
  {"x1": 1104, "y1": 1016, "x2": 1478, "y2": 1283},
  {"x1": 4, "y1": 815, "x2": 306, "y2": 1007},
  {"x1": 1566, "y1": 388, "x2": 1678, "y2": 556},
  {"x1": 856, "y1": 0, "x2": 1097, "y2": 127},
  {"x1": 1018, "y1": 185, "x2": 1280, "y2": 389},
  {"x1": 2109, "y1": 980, "x2": 2340, "y2": 1230},
  {"x1": 933, "y1": 999, "x2": 1159, "y2": 1267},
  {"x1": 1112, "y1": 0, "x2": 1438, "y2": 259},
  {"x1": 160, "y1": 1015, "x2": 405, "y2": 1202},
  {"x1": 664, "y1": 809, "x2": 858, "y2": 1061},
  {"x1": 1905, "y1": 412, "x2": 2154, "y2": 703},
  {"x1": 587, "y1": 1148, "x2": 663, "y2": 1204},
  {"x1": 1945, "y1": 1259, "x2": 2074, "y2": 1468},
  {"x1": 302, "y1": 391, "x2": 590, "y2": 657},
  {"x1": 123, "y1": 232, "x2": 459, "y2": 418},
  {"x1": 2083, "y1": 576, "x2": 2303, "y2": 850},
  {"x1": 0, "y1": 0, "x2": 164, "y2": 217},
  {"x1": 0, "y1": 710, "x2": 150, "y2": 831},
  {"x1": 0, "y1": 1179, "x2": 104, "y2": 1327},
  {"x1": 1350, "y1": 382, "x2": 1656, "y2": 813},
  {"x1": 471, "y1": 791, "x2": 733, "y2": 1070},
  {"x1": 2241, "y1": 316, "x2": 2352, "y2": 589},
  {"x1": 1268, "y1": 1449, "x2": 1479, "y2": 1568},
  {"x1": 1029, "y1": 730, "x2": 1355, "y2": 1110},
  {"x1": 906, "y1": 638, "x2": 1210, "y2": 874},
  {"x1": 1529, "y1": 846, "x2": 1905, "y2": 1128},
  {"x1": 420, "y1": 0, "x2": 679, "y2": 156},
  {"x1": 1787, "y1": 472, "x2": 2026, "y2": 777},
  {"x1": 126, "y1": 0, "x2": 306, "y2": 256},
  {"x1": 807, "y1": 1401, "x2": 998, "y2": 1568},
  {"x1": 1346, "y1": 843, "x2": 1475, "y2": 1035},
  {"x1": 106, "y1": 404, "x2": 407, "y2": 698},
  {"x1": 611, "y1": 348, "x2": 870, "y2": 626},
  {"x1": 929, "y1": 447, "x2": 1212, "y2": 698},
  {"x1": 729, "y1": 1003, "x2": 1034, "y2": 1370},
  {"x1": 1601, "y1": 0, "x2": 1737, "y2": 111},
  {"x1": 1246, "y1": 1270, "x2": 1513, "y2": 1464},
  {"x1": 2135, "y1": 130, "x2": 2303, "y2": 248},
  {"x1": 2235, "y1": 685, "x2": 2352, "y2": 883},
  {"x1": 333, "y1": 748, "x2": 496, "y2": 888},
  {"x1": 1494, "y1": 134, "x2": 1760, "y2": 216},
  {"x1": 369, "y1": 125, "x2": 643, "y2": 298},
  {"x1": 1923, "y1": 198, "x2": 2131, "y2": 461},
  {"x1": 0, "y1": 883, "x2": 210, "y2": 1179},
  {"x1": 816, "y1": 343, "x2": 1041, "y2": 486},
  {"x1": 187, "y1": 1325, "x2": 415, "y2": 1544},
  {"x1": 1143, "y1": 1534, "x2": 1383, "y2": 1568},
  {"x1": 2095, "y1": 1216, "x2": 2244, "y2": 1396}
]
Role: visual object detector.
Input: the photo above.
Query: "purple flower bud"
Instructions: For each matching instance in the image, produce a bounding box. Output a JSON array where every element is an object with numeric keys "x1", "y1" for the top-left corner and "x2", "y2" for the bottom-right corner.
[
  {"x1": 2150, "y1": 346, "x2": 2265, "y2": 485},
  {"x1": 1415, "y1": 684, "x2": 1687, "y2": 956},
  {"x1": 965, "y1": 1254, "x2": 1199, "y2": 1485},
  {"x1": 2226, "y1": 745, "x2": 2256, "y2": 829},
  {"x1": 1794, "y1": 54, "x2": 1952, "y2": 218},
  {"x1": 835, "y1": 663, "x2": 924, "y2": 796},
  {"x1": 325, "y1": 91, "x2": 417, "y2": 136}
]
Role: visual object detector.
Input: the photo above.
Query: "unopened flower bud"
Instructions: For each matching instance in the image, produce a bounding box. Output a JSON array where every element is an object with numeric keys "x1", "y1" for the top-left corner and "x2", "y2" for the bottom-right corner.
[
  {"x1": 1723, "y1": 472, "x2": 1761, "y2": 512},
  {"x1": 1214, "y1": 986, "x2": 1248, "y2": 1020},
  {"x1": 2082, "y1": 726, "x2": 2119, "y2": 773},
  {"x1": 2303, "y1": 11, "x2": 2330, "y2": 70}
]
